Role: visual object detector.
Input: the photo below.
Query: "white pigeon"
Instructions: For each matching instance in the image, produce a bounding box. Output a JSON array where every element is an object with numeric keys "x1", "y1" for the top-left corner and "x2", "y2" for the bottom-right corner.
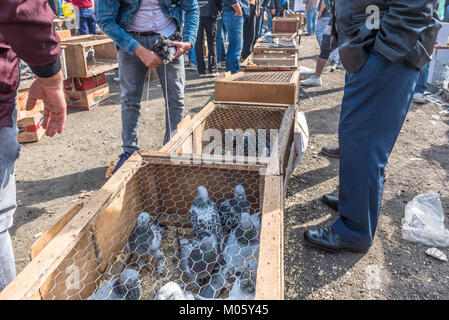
[
  {"x1": 190, "y1": 186, "x2": 223, "y2": 249},
  {"x1": 156, "y1": 281, "x2": 195, "y2": 300},
  {"x1": 228, "y1": 258, "x2": 257, "y2": 300},
  {"x1": 218, "y1": 185, "x2": 251, "y2": 234},
  {"x1": 127, "y1": 212, "x2": 168, "y2": 274},
  {"x1": 87, "y1": 269, "x2": 141, "y2": 300}
]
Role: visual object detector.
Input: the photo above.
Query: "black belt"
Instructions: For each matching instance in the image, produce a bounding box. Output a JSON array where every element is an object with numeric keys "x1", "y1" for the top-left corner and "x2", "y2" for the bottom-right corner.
[{"x1": 128, "y1": 31, "x2": 160, "y2": 37}]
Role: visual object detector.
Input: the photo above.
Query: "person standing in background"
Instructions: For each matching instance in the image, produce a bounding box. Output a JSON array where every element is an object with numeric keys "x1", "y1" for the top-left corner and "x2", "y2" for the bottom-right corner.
[
  {"x1": 303, "y1": 0, "x2": 318, "y2": 36},
  {"x1": 222, "y1": 0, "x2": 249, "y2": 73},
  {"x1": 256, "y1": 0, "x2": 272, "y2": 38},
  {"x1": 66, "y1": 0, "x2": 97, "y2": 35},
  {"x1": 316, "y1": 0, "x2": 339, "y2": 70},
  {"x1": 242, "y1": 0, "x2": 260, "y2": 60},
  {"x1": 195, "y1": 0, "x2": 222, "y2": 77}
]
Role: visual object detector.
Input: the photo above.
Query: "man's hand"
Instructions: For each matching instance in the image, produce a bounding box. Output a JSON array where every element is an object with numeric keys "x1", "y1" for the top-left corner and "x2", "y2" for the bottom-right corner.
[
  {"x1": 271, "y1": 8, "x2": 276, "y2": 15},
  {"x1": 232, "y1": 3, "x2": 243, "y2": 16},
  {"x1": 169, "y1": 41, "x2": 192, "y2": 60},
  {"x1": 26, "y1": 70, "x2": 66, "y2": 137},
  {"x1": 135, "y1": 45, "x2": 164, "y2": 68}
]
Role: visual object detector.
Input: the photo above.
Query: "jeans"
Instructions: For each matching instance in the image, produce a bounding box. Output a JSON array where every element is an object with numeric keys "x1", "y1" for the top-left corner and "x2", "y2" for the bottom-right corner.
[
  {"x1": 188, "y1": 47, "x2": 197, "y2": 65},
  {"x1": 306, "y1": 8, "x2": 317, "y2": 35},
  {"x1": 316, "y1": 17, "x2": 339, "y2": 62},
  {"x1": 414, "y1": 61, "x2": 430, "y2": 94},
  {"x1": 222, "y1": 10, "x2": 244, "y2": 74},
  {"x1": 216, "y1": 18, "x2": 227, "y2": 63},
  {"x1": 256, "y1": 9, "x2": 265, "y2": 38},
  {"x1": 118, "y1": 33, "x2": 186, "y2": 152},
  {"x1": 333, "y1": 49, "x2": 419, "y2": 248},
  {"x1": 79, "y1": 7, "x2": 97, "y2": 35},
  {"x1": 0, "y1": 107, "x2": 19, "y2": 292},
  {"x1": 267, "y1": 11, "x2": 273, "y2": 31},
  {"x1": 195, "y1": 17, "x2": 218, "y2": 74},
  {"x1": 242, "y1": 4, "x2": 257, "y2": 60}
]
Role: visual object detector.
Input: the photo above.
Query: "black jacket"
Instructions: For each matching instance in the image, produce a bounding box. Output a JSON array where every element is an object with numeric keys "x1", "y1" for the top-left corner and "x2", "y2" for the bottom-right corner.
[
  {"x1": 334, "y1": 0, "x2": 441, "y2": 73},
  {"x1": 198, "y1": 0, "x2": 222, "y2": 17}
]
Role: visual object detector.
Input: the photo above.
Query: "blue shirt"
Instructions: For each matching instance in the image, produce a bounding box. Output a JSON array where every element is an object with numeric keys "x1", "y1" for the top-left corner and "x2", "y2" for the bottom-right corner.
[{"x1": 97, "y1": 0, "x2": 199, "y2": 55}]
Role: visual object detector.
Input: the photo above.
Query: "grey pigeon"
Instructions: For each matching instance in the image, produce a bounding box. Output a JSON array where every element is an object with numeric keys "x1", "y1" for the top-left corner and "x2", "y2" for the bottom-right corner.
[
  {"x1": 87, "y1": 269, "x2": 141, "y2": 300},
  {"x1": 199, "y1": 211, "x2": 261, "y2": 298},
  {"x1": 218, "y1": 185, "x2": 251, "y2": 234},
  {"x1": 190, "y1": 186, "x2": 223, "y2": 249},
  {"x1": 156, "y1": 281, "x2": 195, "y2": 300},
  {"x1": 127, "y1": 212, "x2": 168, "y2": 274},
  {"x1": 232, "y1": 258, "x2": 257, "y2": 300},
  {"x1": 177, "y1": 229, "x2": 219, "y2": 285}
]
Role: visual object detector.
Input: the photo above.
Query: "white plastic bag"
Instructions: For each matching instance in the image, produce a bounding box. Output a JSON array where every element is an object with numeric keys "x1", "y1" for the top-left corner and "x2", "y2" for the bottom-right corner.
[
  {"x1": 401, "y1": 192, "x2": 449, "y2": 247},
  {"x1": 292, "y1": 111, "x2": 309, "y2": 171}
]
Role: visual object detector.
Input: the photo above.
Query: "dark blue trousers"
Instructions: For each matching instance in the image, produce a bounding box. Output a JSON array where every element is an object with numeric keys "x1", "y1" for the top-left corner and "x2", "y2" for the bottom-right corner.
[
  {"x1": 79, "y1": 7, "x2": 97, "y2": 35},
  {"x1": 332, "y1": 49, "x2": 420, "y2": 248}
]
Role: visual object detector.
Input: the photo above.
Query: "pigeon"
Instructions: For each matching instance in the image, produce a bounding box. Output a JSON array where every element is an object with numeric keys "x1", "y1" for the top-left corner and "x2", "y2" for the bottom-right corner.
[
  {"x1": 230, "y1": 258, "x2": 257, "y2": 300},
  {"x1": 127, "y1": 212, "x2": 168, "y2": 274},
  {"x1": 190, "y1": 186, "x2": 223, "y2": 249},
  {"x1": 199, "y1": 211, "x2": 261, "y2": 298},
  {"x1": 177, "y1": 229, "x2": 219, "y2": 285},
  {"x1": 218, "y1": 185, "x2": 251, "y2": 234},
  {"x1": 87, "y1": 269, "x2": 141, "y2": 300},
  {"x1": 156, "y1": 281, "x2": 195, "y2": 300}
]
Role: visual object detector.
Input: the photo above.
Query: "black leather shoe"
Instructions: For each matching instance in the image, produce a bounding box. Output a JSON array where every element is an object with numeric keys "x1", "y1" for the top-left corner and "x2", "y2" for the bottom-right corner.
[
  {"x1": 304, "y1": 227, "x2": 369, "y2": 253},
  {"x1": 321, "y1": 146, "x2": 340, "y2": 158},
  {"x1": 322, "y1": 194, "x2": 339, "y2": 211}
]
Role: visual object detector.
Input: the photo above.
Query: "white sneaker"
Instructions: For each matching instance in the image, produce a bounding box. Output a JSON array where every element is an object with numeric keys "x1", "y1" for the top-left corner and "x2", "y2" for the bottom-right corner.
[
  {"x1": 412, "y1": 93, "x2": 426, "y2": 104},
  {"x1": 190, "y1": 63, "x2": 197, "y2": 71},
  {"x1": 301, "y1": 76, "x2": 322, "y2": 87}
]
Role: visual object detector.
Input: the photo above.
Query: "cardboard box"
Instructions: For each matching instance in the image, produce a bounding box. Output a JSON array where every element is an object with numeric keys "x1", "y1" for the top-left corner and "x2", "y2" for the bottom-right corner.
[
  {"x1": 16, "y1": 90, "x2": 44, "y2": 121},
  {"x1": 65, "y1": 83, "x2": 110, "y2": 110},
  {"x1": 64, "y1": 73, "x2": 107, "y2": 91},
  {"x1": 17, "y1": 112, "x2": 44, "y2": 143}
]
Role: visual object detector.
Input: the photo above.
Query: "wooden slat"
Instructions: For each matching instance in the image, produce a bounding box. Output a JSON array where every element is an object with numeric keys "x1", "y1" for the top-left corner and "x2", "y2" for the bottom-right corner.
[
  {"x1": 0, "y1": 153, "x2": 143, "y2": 300},
  {"x1": 30, "y1": 203, "x2": 84, "y2": 260},
  {"x1": 255, "y1": 175, "x2": 283, "y2": 300}
]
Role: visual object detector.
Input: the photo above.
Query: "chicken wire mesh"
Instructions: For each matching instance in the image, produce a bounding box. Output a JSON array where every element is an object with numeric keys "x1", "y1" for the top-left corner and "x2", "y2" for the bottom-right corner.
[
  {"x1": 39, "y1": 161, "x2": 264, "y2": 300},
  {"x1": 234, "y1": 72, "x2": 296, "y2": 83}
]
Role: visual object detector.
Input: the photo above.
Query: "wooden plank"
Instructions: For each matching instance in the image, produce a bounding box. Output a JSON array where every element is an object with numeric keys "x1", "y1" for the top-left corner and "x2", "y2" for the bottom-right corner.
[
  {"x1": 0, "y1": 153, "x2": 143, "y2": 300},
  {"x1": 56, "y1": 29, "x2": 72, "y2": 40},
  {"x1": 255, "y1": 175, "x2": 283, "y2": 300},
  {"x1": 30, "y1": 203, "x2": 84, "y2": 260}
]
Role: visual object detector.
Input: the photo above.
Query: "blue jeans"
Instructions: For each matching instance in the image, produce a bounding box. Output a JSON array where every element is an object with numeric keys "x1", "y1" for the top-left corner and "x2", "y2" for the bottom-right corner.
[
  {"x1": 267, "y1": 11, "x2": 273, "y2": 31},
  {"x1": 316, "y1": 17, "x2": 339, "y2": 62},
  {"x1": 256, "y1": 9, "x2": 265, "y2": 38},
  {"x1": 0, "y1": 107, "x2": 19, "y2": 291},
  {"x1": 306, "y1": 8, "x2": 317, "y2": 35},
  {"x1": 117, "y1": 33, "x2": 186, "y2": 153},
  {"x1": 188, "y1": 47, "x2": 197, "y2": 65},
  {"x1": 414, "y1": 61, "x2": 430, "y2": 94},
  {"x1": 79, "y1": 7, "x2": 97, "y2": 35},
  {"x1": 216, "y1": 18, "x2": 227, "y2": 63},
  {"x1": 333, "y1": 49, "x2": 419, "y2": 248},
  {"x1": 222, "y1": 11, "x2": 244, "y2": 74}
]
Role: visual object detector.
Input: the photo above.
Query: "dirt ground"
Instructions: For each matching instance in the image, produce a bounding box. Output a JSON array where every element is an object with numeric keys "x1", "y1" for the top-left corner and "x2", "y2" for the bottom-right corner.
[{"x1": 11, "y1": 35, "x2": 449, "y2": 300}]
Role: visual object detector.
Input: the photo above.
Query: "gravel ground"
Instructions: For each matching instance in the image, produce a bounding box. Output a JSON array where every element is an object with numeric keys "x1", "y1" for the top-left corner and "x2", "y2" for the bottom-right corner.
[{"x1": 10, "y1": 35, "x2": 449, "y2": 300}]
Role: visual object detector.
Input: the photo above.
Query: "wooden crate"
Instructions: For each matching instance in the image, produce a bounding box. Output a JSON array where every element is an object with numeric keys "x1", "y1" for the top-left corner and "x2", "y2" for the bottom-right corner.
[
  {"x1": 60, "y1": 35, "x2": 118, "y2": 78},
  {"x1": 241, "y1": 51, "x2": 298, "y2": 72},
  {"x1": 285, "y1": 13, "x2": 305, "y2": 29},
  {"x1": 272, "y1": 17, "x2": 301, "y2": 33},
  {"x1": 0, "y1": 152, "x2": 285, "y2": 300},
  {"x1": 215, "y1": 71, "x2": 299, "y2": 105},
  {"x1": 253, "y1": 35, "x2": 299, "y2": 54}
]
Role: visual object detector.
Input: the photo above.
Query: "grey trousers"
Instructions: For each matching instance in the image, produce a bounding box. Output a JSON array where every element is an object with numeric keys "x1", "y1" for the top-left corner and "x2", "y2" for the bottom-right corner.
[
  {"x1": 0, "y1": 107, "x2": 19, "y2": 292},
  {"x1": 117, "y1": 33, "x2": 186, "y2": 154}
]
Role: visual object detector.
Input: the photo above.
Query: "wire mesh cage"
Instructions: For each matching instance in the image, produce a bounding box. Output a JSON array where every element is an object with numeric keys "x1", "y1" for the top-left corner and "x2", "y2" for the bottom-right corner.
[
  {"x1": 215, "y1": 72, "x2": 300, "y2": 105},
  {"x1": 1, "y1": 153, "x2": 284, "y2": 300},
  {"x1": 241, "y1": 52, "x2": 298, "y2": 72}
]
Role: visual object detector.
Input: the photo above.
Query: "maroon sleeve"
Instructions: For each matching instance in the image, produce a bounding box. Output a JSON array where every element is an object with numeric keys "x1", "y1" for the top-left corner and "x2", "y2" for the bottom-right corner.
[{"x1": 0, "y1": 0, "x2": 62, "y2": 77}]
